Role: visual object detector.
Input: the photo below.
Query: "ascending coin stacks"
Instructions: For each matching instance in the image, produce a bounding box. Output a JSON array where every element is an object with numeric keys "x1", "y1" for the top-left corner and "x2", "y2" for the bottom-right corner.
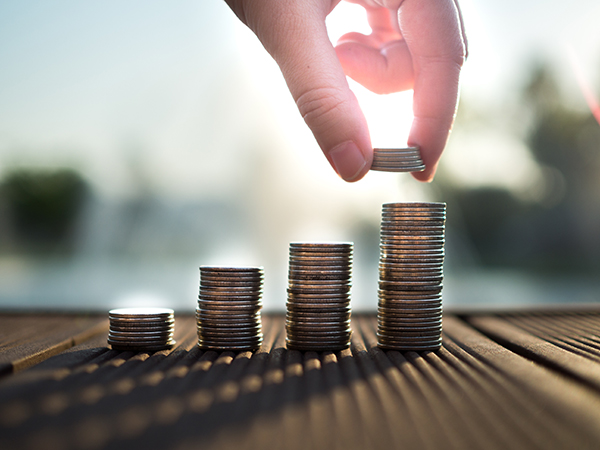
[
  {"x1": 197, "y1": 266, "x2": 264, "y2": 351},
  {"x1": 286, "y1": 242, "x2": 353, "y2": 351},
  {"x1": 377, "y1": 202, "x2": 446, "y2": 351},
  {"x1": 108, "y1": 307, "x2": 175, "y2": 351}
]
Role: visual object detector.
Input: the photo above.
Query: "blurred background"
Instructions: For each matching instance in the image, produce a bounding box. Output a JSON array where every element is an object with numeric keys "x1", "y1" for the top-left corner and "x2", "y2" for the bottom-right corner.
[{"x1": 0, "y1": 0, "x2": 599, "y2": 312}]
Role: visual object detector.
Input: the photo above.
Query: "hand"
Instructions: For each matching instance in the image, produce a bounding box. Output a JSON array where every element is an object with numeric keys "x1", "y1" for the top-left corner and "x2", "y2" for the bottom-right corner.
[{"x1": 225, "y1": 0, "x2": 467, "y2": 182}]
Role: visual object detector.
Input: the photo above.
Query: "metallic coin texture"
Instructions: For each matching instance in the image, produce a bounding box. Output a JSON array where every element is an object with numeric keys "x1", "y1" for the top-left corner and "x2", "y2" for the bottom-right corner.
[
  {"x1": 197, "y1": 266, "x2": 264, "y2": 351},
  {"x1": 107, "y1": 307, "x2": 175, "y2": 352},
  {"x1": 286, "y1": 242, "x2": 353, "y2": 351},
  {"x1": 370, "y1": 147, "x2": 425, "y2": 173},
  {"x1": 377, "y1": 202, "x2": 446, "y2": 351}
]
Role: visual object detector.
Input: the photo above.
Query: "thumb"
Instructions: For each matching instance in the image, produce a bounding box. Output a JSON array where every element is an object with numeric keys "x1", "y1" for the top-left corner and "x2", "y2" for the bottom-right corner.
[{"x1": 237, "y1": 2, "x2": 373, "y2": 182}]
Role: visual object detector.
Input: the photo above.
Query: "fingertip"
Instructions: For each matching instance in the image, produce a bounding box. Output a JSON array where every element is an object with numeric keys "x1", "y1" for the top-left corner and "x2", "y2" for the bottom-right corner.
[
  {"x1": 327, "y1": 140, "x2": 372, "y2": 182},
  {"x1": 411, "y1": 166, "x2": 436, "y2": 183}
]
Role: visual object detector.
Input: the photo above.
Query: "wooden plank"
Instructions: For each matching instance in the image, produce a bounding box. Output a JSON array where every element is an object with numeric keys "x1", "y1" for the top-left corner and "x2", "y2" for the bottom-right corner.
[
  {"x1": 0, "y1": 314, "x2": 108, "y2": 377},
  {"x1": 505, "y1": 314, "x2": 600, "y2": 362},
  {"x1": 444, "y1": 315, "x2": 600, "y2": 446},
  {"x1": 467, "y1": 315, "x2": 600, "y2": 391},
  {"x1": 1, "y1": 313, "x2": 600, "y2": 450}
]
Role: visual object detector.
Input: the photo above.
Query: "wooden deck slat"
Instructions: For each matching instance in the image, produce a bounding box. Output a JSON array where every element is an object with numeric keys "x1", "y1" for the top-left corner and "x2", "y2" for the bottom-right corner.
[
  {"x1": 467, "y1": 315, "x2": 600, "y2": 391},
  {"x1": 0, "y1": 314, "x2": 108, "y2": 376},
  {"x1": 444, "y1": 316, "x2": 600, "y2": 447},
  {"x1": 1, "y1": 312, "x2": 600, "y2": 450}
]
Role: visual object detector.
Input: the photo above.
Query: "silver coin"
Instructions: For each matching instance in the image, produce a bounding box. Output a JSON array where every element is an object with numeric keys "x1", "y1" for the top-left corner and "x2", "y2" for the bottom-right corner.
[
  {"x1": 288, "y1": 269, "x2": 351, "y2": 278},
  {"x1": 377, "y1": 324, "x2": 441, "y2": 335},
  {"x1": 380, "y1": 265, "x2": 444, "y2": 273},
  {"x1": 370, "y1": 166, "x2": 425, "y2": 173},
  {"x1": 286, "y1": 334, "x2": 351, "y2": 343},
  {"x1": 383, "y1": 201, "x2": 445, "y2": 208},
  {"x1": 377, "y1": 334, "x2": 442, "y2": 345},
  {"x1": 197, "y1": 303, "x2": 262, "y2": 312},
  {"x1": 378, "y1": 311, "x2": 442, "y2": 320},
  {"x1": 286, "y1": 321, "x2": 351, "y2": 330},
  {"x1": 200, "y1": 284, "x2": 263, "y2": 292},
  {"x1": 196, "y1": 312, "x2": 261, "y2": 321},
  {"x1": 378, "y1": 315, "x2": 442, "y2": 325},
  {"x1": 200, "y1": 265, "x2": 263, "y2": 272},
  {"x1": 286, "y1": 337, "x2": 351, "y2": 347},
  {"x1": 378, "y1": 297, "x2": 442, "y2": 306},
  {"x1": 373, "y1": 153, "x2": 422, "y2": 159},
  {"x1": 380, "y1": 227, "x2": 445, "y2": 236},
  {"x1": 200, "y1": 282, "x2": 262, "y2": 290},
  {"x1": 198, "y1": 294, "x2": 262, "y2": 302},
  {"x1": 198, "y1": 322, "x2": 262, "y2": 331},
  {"x1": 197, "y1": 338, "x2": 262, "y2": 346},
  {"x1": 288, "y1": 260, "x2": 351, "y2": 268},
  {"x1": 109, "y1": 318, "x2": 174, "y2": 327},
  {"x1": 379, "y1": 274, "x2": 443, "y2": 283},
  {"x1": 289, "y1": 242, "x2": 353, "y2": 249},
  {"x1": 373, "y1": 146, "x2": 421, "y2": 153},
  {"x1": 380, "y1": 236, "x2": 445, "y2": 244},
  {"x1": 109, "y1": 307, "x2": 173, "y2": 317},
  {"x1": 110, "y1": 342, "x2": 176, "y2": 352},
  {"x1": 198, "y1": 340, "x2": 262, "y2": 350},
  {"x1": 108, "y1": 328, "x2": 173, "y2": 337},
  {"x1": 378, "y1": 320, "x2": 442, "y2": 330},
  {"x1": 286, "y1": 316, "x2": 351, "y2": 326},
  {"x1": 377, "y1": 314, "x2": 443, "y2": 322},
  {"x1": 108, "y1": 316, "x2": 174, "y2": 325},
  {"x1": 378, "y1": 298, "x2": 442, "y2": 307},
  {"x1": 379, "y1": 242, "x2": 444, "y2": 249},
  {"x1": 288, "y1": 250, "x2": 353, "y2": 258}
]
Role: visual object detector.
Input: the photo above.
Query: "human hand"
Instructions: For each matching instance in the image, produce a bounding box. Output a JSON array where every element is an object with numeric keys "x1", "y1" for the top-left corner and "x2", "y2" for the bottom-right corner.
[{"x1": 225, "y1": 0, "x2": 467, "y2": 182}]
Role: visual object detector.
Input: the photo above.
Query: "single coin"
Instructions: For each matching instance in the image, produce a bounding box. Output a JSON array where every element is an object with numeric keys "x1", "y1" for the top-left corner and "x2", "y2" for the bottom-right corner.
[{"x1": 200, "y1": 266, "x2": 263, "y2": 273}]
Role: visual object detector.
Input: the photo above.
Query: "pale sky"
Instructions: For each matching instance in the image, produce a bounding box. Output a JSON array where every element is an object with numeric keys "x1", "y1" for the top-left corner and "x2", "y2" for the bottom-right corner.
[{"x1": 0, "y1": 0, "x2": 599, "y2": 201}]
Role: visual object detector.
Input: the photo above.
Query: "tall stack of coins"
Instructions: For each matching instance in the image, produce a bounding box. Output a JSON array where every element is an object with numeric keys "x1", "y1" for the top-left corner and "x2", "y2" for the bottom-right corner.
[
  {"x1": 377, "y1": 202, "x2": 446, "y2": 351},
  {"x1": 108, "y1": 307, "x2": 175, "y2": 352},
  {"x1": 370, "y1": 147, "x2": 425, "y2": 172},
  {"x1": 286, "y1": 242, "x2": 353, "y2": 351},
  {"x1": 197, "y1": 266, "x2": 264, "y2": 351}
]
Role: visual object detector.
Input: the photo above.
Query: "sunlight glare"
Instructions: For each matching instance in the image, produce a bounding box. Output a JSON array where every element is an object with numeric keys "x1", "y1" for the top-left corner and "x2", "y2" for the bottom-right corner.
[{"x1": 327, "y1": 2, "x2": 414, "y2": 148}]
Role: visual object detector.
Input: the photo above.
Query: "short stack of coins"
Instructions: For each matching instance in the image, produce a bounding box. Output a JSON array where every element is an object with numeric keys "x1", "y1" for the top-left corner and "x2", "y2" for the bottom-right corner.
[
  {"x1": 108, "y1": 307, "x2": 175, "y2": 351},
  {"x1": 370, "y1": 147, "x2": 425, "y2": 172},
  {"x1": 197, "y1": 266, "x2": 264, "y2": 351},
  {"x1": 377, "y1": 202, "x2": 446, "y2": 351},
  {"x1": 286, "y1": 242, "x2": 353, "y2": 351}
]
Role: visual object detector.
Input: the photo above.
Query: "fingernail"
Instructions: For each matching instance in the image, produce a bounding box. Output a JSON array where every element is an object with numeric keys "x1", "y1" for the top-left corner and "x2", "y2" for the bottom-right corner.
[{"x1": 329, "y1": 141, "x2": 367, "y2": 182}]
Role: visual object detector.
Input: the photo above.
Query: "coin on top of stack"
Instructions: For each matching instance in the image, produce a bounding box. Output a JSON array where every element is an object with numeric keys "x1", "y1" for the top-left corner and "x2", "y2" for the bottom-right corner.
[
  {"x1": 377, "y1": 202, "x2": 446, "y2": 351},
  {"x1": 370, "y1": 147, "x2": 425, "y2": 172},
  {"x1": 108, "y1": 307, "x2": 175, "y2": 352},
  {"x1": 197, "y1": 266, "x2": 264, "y2": 351},
  {"x1": 286, "y1": 242, "x2": 353, "y2": 351}
]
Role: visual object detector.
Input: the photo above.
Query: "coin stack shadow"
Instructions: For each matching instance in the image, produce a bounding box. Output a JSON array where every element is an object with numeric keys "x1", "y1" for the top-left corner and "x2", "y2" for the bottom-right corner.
[
  {"x1": 370, "y1": 147, "x2": 425, "y2": 172},
  {"x1": 286, "y1": 242, "x2": 353, "y2": 351},
  {"x1": 197, "y1": 266, "x2": 264, "y2": 351},
  {"x1": 108, "y1": 307, "x2": 175, "y2": 352},
  {"x1": 377, "y1": 202, "x2": 446, "y2": 351}
]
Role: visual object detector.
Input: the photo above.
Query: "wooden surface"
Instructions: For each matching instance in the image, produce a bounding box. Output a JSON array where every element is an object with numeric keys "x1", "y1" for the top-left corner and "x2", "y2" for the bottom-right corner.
[{"x1": 1, "y1": 311, "x2": 600, "y2": 450}]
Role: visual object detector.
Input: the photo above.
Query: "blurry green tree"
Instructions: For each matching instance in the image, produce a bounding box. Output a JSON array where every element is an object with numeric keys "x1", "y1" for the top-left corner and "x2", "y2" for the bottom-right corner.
[
  {"x1": 442, "y1": 61, "x2": 600, "y2": 273},
  {"x1": 0, "y1": 169, "x2": 89, "y2": 254}
]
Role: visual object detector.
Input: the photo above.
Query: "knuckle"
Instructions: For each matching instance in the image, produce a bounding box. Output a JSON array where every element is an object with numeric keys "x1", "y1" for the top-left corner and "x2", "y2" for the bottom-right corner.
[{"x1": 296, "y1": 86, "x2": 347, "y2": 128}]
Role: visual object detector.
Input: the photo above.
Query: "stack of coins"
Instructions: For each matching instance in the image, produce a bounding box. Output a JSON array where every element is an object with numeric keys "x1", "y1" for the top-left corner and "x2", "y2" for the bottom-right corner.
[
  {"x1": 108, "y1": 307, "x2": 175, "y2": 352},
  {"x1": 377, "y1": 202, "x2": 446, "y2": 351},
  {"x1": 197, "y1": 266, "x2": 264, "y2": 351},
  {"x1": 286, "y1": 242, "x2": 353, "y2": 351},
  {"x1": 370, "y1": 147, "x2": 425, "y2": 172}
]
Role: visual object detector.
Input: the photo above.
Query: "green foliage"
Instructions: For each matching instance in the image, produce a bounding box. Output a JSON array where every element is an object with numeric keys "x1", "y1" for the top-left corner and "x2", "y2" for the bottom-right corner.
[
  {"x1": 0, "y1": 168, "x2": 88, "y2": 252},
  {"x1": 444, "y1": 61, "x2": 600, "y2": 273}
]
